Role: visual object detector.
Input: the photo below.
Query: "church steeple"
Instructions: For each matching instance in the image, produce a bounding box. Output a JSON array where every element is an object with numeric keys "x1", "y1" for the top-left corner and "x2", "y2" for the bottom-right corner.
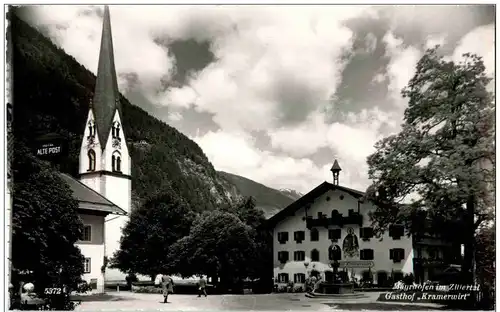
[{"x1": 92, "y1": 5, "x2": 121, "y2": 149}]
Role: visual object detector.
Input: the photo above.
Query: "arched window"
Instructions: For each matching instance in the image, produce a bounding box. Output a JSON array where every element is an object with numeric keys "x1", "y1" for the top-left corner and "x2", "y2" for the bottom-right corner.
[
  {"x1": 88, "y1": 149, "x2": 96, "y2": 171},
  {"x1": 112, "y1": 151, "x2": 121, "y2": 172},
  {"x1": 311, "y1": 249, "x2": 319, "y2": 262},
  {"x1": 117, "y1": 156, "x2": 121, "y2": 172},
  {"x1": 331, "y1": 209, "x2": 340, "y2": 218},
  {"x1": 88, "y1": 120, "x2": 95, "y2": 137},
  {"x1": 112, "y1": 121, "x2": 121, "y2": 139}
]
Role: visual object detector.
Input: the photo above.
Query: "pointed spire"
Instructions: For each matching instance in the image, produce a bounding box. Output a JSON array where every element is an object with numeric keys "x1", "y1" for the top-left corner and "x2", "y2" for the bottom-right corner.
[
  {"x1": 330, "y1": 159, "x2": 341, "y2": 172},
  {"x1": 92, "y1": 5, "x2": 121, "y2": 148},
  {"x1": 330, "y1": 159, "x2": 341, "y2": 186}
]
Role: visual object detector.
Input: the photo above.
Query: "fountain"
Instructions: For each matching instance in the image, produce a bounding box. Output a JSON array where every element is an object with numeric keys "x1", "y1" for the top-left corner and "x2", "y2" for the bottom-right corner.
[{"x1": 305, "y1": 247, "x2": 365, "y2": 299}]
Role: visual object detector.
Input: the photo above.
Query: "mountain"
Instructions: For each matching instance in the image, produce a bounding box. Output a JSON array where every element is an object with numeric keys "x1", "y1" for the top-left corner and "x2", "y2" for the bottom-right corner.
[
  {"x1": 10, "y1": 10, "x2": 241, "y2": 212},
  {"x1": 218, "y1": 171, "x2": 301, "y2": 218},
  {"x1": 279, "y1": 188, "x2": 303, "y2": 201}
]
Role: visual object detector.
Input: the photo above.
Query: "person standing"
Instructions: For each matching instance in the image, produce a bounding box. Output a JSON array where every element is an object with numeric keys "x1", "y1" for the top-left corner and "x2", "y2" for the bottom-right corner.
[
  {"x1": 161, "y1": 273, "x2": 174, "y2": 303},
  {"x1": 198, "y1": 276, "x2": 207, "y2": 297}
]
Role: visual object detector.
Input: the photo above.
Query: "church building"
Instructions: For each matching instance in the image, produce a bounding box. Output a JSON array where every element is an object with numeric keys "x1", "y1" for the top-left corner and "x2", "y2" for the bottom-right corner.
[
  {"x1": 267, "y1": 160, "x2": 461, "y2": 289},
  {"x1": 77, "y1": 5, "x2": 132, "y2": 283}
]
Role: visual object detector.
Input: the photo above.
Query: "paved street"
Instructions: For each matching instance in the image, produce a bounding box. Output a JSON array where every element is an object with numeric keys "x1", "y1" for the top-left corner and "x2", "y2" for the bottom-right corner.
[{"x1": 74, "y1": 292, "x2": 444, "y2": 311}]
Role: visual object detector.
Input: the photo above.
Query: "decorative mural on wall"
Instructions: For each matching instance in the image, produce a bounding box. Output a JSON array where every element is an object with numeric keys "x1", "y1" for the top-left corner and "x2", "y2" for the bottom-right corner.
[{"x1": 342, "y1": 227, "x2": 359, "y2": 258}]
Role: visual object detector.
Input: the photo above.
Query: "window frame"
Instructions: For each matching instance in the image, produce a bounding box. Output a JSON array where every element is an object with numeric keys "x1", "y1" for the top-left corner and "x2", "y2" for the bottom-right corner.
[
  {"x1": 310, "y1": 228, "x2": 319, "y2": 241},
  {"x1": 87, "y1": 149, "x2": 96, "y2": 172},
  {"x1": 294, "y1": 250, "x2": 305, "y2": 261},
  {"x1": 311, "y1": 249, "x2": 320, "y2": 262},
  {"x1": 294, "y1": 273, "x2": 306, "y2": 283},
  {"x1": 277, "y1": 231, "x2": 289, "y2": 244},
  {"x1": 360, "y1": 248, "x2": 374, "y2": 260},
  {"x1": 81, "y1": 225, "x2": 92, "y2": 242},
  {"x1": 278, "y1": 273, "x2": 289, "y2": 283},
  {"x1": 294, "y1": 231, "x2": 305, "y2": 243},
  {"x1": 83, "y1": 258, "x2": 91, "y2": 274}
]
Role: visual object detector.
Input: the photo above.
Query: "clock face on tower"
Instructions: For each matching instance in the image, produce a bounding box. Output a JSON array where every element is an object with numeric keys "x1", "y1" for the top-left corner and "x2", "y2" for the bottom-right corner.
[
  {"x1": 87, "y1": 135, "x2": 96, "y2": 149},
  {"x1": 112, "y1": 138, "x2": 121, "y2": 149}
]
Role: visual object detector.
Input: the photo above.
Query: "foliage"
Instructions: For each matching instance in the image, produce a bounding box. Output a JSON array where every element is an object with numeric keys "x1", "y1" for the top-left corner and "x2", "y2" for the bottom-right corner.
[
  {"x1": 169, "y1": 211, "x2": 257, "y2": 285},
  {"x1": 110, "y1": 190, "x2": 195, "y2": 277},
  {"x1": 12, "y1": 141, "x2": 85, "y2": 294},
  {"x1": 10, "y1": 10, "x2": 236, "y2": 214},
  {"x1": 365, "y1": 46, "x2": 495, "y2": 284},
  {"x1": 475, "y1": 225, "x2": 495, "y2": 309}
]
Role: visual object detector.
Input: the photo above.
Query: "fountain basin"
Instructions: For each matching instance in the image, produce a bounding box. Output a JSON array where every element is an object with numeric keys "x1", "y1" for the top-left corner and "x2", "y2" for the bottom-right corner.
[{"x1": 317, "y1": 282, "x2": 354, "y2": 294}]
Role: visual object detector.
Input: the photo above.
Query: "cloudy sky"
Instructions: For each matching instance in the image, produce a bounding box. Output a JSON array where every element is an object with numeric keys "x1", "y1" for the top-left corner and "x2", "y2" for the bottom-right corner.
[{"x1": 23, "y1": 5, "x2": 495, "y2": 194}]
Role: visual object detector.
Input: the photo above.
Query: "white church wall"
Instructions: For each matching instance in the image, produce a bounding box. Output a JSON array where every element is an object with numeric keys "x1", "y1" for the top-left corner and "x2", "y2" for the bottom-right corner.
[
  {"x1": 102, "y1": 111, "x2": 130, "y2": 175},
  {"x1": 273, "y1": 187, "x2": 414, "y2": 285}
]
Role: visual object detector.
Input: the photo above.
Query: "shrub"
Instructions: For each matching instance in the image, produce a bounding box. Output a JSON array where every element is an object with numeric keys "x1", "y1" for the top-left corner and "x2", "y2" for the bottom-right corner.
[
  {"x1": 402, "y1": 273, "x2": 414, "y2": 285},
  {"x1": 132, "y1": 285, "x2": 162, "y2": 294}
]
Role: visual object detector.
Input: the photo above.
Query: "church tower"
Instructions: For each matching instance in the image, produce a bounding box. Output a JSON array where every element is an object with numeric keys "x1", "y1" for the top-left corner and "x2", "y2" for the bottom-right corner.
[{"x1": 79, "y1": 5, "x2": 131, "y2": 282}]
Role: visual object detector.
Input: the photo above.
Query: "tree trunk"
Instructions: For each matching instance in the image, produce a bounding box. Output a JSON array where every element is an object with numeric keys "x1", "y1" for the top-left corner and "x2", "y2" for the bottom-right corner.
[
  {"x1": 461, "y1": 195, "x2": 476, "y2": 309},
  {"x1": 461, "y1": 195, "x2": 475, "y2": 284}
]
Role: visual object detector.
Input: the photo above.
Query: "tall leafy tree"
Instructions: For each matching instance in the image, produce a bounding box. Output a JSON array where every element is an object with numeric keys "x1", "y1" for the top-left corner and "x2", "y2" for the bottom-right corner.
[
  {"x1": 365, "y1": 47, "x2": 495, "y2": 285},
  {"x1": 475, "y1": 225, "x2": 495, "y2": 308},
  {"x1": 231, "y1": 197, "x2": 273, "y2": 283},
  {"x1": 12, "y1": 142, "x2": 85, "y2": 293},
  {"x1": 169, "y1": 211, "x2": 256, "y2": 287},
  {"x1": 111, "y1": 189, "x2": 195, "y2": 279}
]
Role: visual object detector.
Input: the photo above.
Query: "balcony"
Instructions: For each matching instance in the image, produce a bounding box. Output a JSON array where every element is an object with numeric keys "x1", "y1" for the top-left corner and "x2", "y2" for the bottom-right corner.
[{"x1": 305, "y1": 212, "x2": 363, "y2": 229}]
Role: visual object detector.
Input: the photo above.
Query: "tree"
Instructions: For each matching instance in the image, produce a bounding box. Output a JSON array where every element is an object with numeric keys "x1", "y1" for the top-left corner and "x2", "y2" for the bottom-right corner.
[
  {"x1": 169, "y1": 211, "x2": 256, "y2": 287},
  {"x1": 365, "y1": 47, "x2": 494, "y2": 286},
  {"x1": 12, "y1": 142, "x2": 85, "y2": 294},
  {"x1": 475, "y1": 225, "x2": 495, "y2": 308},
  {"x1": 230, "y1": 197, "x2": 273, "y2": 284},
  {"x1": 110, "y1": 189, "x2": 195, "y2": 278}
]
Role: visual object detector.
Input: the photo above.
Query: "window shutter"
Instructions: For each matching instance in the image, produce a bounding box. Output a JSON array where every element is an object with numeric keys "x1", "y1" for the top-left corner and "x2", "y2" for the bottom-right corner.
[
  {"x1": 360, "y1": 249, "x2": 365, "y2": 259},
  {"x1": 389, "y1": 249, "x2": 394, "y2": 260},
  {"x1": 366, "y1": 227, "x2": 373, "y2": 238}
]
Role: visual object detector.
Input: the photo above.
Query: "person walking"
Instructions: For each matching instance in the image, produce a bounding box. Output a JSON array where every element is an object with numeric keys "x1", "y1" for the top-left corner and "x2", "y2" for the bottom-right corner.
[
  {"x1": 198, "y1": 276, "x2": 207, "y2": 297},
  {"x1": 161, "y1": 273, "x2": 174, "y2": 303}
]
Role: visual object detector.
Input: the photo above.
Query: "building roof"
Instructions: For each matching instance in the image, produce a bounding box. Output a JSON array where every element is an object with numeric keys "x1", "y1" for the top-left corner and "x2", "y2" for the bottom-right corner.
[
  {"x1": 92, "y1": 5, "x2": 122, "y2": 148},
  {"x1": 59, "y1": 173, "x2": 127, "y2": 216},
  {"x1": 266, "y1": 182, "x2": 365, "y2": 228}
]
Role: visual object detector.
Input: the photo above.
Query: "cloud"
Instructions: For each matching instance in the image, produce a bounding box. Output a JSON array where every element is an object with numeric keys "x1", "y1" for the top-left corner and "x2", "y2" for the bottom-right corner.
[
  {"x1": 452, "y1": 24, "x2": 494, "y2": 77},
  {"x1": 382, "y1": 32, "x2": 422, "y2": 106},
  {"x1": 24, "y1": 5, "x2": 494, "y2": 195}
]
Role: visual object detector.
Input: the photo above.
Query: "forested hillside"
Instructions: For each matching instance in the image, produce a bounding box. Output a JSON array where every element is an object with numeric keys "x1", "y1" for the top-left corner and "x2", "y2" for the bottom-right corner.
[
  {"x1": 218, "y1": 171, "x2": 299, "y2": 218},
  {"x1": 10, "y1": 11, "x2": 240, "y2": 211}
]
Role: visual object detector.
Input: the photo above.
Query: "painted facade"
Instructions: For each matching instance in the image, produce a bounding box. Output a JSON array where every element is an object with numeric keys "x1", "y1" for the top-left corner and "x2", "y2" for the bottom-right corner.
[
  {"x1": 271, "y1": 187, "x2": 414, "y2": 288},
  {"x1": 268, "y1": 161, "x2": 460, "y2": 289}
]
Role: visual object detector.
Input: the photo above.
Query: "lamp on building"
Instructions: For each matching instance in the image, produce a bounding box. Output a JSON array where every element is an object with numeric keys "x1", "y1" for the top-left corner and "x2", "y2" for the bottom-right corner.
[{"x1": 304, "y1": 261, "x2": 309, "y2": 269}]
